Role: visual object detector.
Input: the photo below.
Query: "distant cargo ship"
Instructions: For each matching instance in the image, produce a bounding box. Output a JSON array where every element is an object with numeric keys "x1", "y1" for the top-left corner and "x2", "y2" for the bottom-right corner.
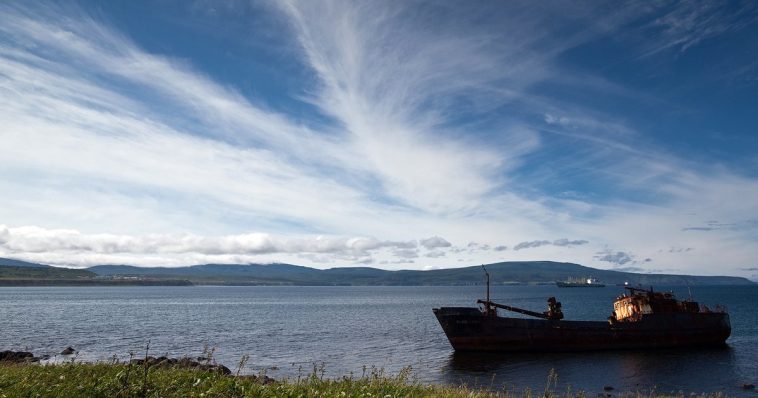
[
  {"x1": 433, "y1": 267, "x2": 730, "y2": 352},
  {"x1": 556, "y1": 277, "x2": 605, "y2": 287}
]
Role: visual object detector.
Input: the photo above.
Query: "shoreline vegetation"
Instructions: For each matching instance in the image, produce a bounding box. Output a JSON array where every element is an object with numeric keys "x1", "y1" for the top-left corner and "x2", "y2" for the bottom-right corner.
[
  {"x1": 0, "y1": 351, "x2": 737, "y2": 398},
  {"x1": 2, "y1": 361, "x2": 543, "y2": 398},
  {"x1": 0, "y1": 258, "x2": 754, "y2": 287}
]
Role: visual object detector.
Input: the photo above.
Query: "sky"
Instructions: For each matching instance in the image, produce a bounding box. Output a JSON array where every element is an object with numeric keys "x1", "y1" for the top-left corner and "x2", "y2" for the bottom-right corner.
[{"x1": 0, "y1": 1, "x2": 757, "y2": 278}]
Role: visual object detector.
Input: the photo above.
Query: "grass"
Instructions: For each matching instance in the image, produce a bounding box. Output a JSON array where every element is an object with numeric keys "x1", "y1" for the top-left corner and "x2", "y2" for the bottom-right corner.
[
  {"x1": 0, "y1": 361, "x2": 727, "y2": 398},
  {"x1": 0, "y1": 361, "x2": 485, "y2": 398}
]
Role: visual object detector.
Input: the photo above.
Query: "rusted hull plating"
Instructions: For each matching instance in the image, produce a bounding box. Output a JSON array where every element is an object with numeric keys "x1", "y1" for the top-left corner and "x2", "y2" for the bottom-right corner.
[{"x1": 432, "y1": 307, "x2": 731, "y2": 352}]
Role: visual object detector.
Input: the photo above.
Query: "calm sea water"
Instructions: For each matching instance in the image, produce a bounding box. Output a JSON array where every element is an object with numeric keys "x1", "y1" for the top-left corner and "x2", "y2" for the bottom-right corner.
[{"x1": 1, "y1": 285, "x2": 756, "y2": 395}]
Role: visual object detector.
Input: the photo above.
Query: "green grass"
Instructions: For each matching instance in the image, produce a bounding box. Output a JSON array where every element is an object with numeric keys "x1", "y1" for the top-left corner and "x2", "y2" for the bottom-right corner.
[
  {"x1": 0, "y1": 362, "x2": 492, "y2": 398},
  {"x1": 0, "y1": 362, "x2": 724, "y2": 398}
]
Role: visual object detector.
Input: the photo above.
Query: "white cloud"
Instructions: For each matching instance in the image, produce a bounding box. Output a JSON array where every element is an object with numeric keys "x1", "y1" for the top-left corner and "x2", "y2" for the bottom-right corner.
[
  {"x1": 0, "y1": 226, "x2": 9, "y2": 245},
  {"x1": 0, "y1": 224, "x2": 424, "y2": 267},
  {"x1": 553, "y1": 239, "x2": 589, "y2": 247},
  {"x1": 509, "y1": 237, "x2": 591, "y2": 254},
  {"x1": 419, "y1": 236, "x2": 452, "y2": 250},
  {"x1": 595, "y1": 251, "x2": 635, "y2": 266},
  {"x1": 392, "y1": 248, "x2": 419, "y2": 259},
  {"x1": 0, "y1": 3, "x2": 422, "y2": 240},
  {"x1": 513, "y1": 240, "x2": 551, "y2": 251},
  {"x1": 276, "y1": 0, "x2": 548, "y2": 213},
  {"x1": 544, "y1": 114, "x2": 571, "y2": 126},
  {"x1": 425, "y1": 250, "x2": 446, "y2": 259}
]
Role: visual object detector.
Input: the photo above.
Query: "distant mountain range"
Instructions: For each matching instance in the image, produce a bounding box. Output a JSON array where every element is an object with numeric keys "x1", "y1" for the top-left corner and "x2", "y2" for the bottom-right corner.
[
  {"x1": 0, "y1": 257, "x2": 753, "y2": 286},
  {"x1": 0, "y1": 257, "x2": 51, "y2": 268},
  {"x1": 0, "y1": 257, "x2": 185, "y2": 286}
]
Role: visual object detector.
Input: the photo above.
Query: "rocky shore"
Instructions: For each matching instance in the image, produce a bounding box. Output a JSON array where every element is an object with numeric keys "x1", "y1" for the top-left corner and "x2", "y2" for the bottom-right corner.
[
  {"x1": 0, "y1": 349, "x2": 274, "y2": 384},
  {"x1": 130, "y1": 355, "x2": 233, "y2": 376},
  {"x1": 2, "y1": 349, "x2": 752, "y2": 396},
  {"x1": 0, "y1": 350, "x2": 41, "y2": 363}
]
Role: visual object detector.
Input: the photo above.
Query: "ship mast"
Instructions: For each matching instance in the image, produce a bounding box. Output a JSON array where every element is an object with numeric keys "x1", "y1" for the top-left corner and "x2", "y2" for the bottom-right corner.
[
  {"x1": 482, "y1": 265, "x2": 490, "y2": 303},
  {"x1": 481, "y1": 264, "x2": 493, "y2": 316}
]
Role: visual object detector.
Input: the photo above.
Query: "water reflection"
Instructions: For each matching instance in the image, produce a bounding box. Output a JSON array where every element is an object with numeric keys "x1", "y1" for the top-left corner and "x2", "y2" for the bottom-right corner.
[{"x1": 440, "y1": 346, "x2": 738, "y2": 395}]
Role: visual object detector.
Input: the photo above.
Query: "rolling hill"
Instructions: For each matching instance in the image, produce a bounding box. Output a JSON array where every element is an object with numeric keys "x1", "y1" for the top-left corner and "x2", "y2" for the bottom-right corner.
[
  {"x1": 0, "y1": 265, "x2": 94, "y2": 280},
  {"x1": 1, "y1": 257, "x2": 753, "y2": 286},
  {"x1": 0, "y1": 258, "x2": 188, "y2": 286},
  {"x1": 85, "y1": 260, "x2": 754, "y2": 286},
  {"x1": 0, "y1": 257, "x2": 51, "y2": 268}
]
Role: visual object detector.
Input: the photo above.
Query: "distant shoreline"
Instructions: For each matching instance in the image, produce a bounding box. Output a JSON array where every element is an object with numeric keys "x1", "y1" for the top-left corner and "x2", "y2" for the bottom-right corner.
[
  {"x1": 1, "y1": 279, "x2": 756, "y2": 287},
  {"x1": 2, "y1": 259, "x2": 755, "y2": 287},
  {"x1": 0, "y1": 279, "x2": 193, "y2": 287}
]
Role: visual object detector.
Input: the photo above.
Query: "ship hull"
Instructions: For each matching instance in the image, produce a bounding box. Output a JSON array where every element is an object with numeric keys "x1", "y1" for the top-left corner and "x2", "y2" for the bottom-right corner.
[{"x1": 433, "y1": 307, "x2": 731, "y2": 352}]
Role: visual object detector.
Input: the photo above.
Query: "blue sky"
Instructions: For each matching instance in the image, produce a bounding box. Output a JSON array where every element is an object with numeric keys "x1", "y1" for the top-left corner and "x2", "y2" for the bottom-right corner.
[{"x1": 0, "y1": 1, "x2": 757, "y2": 278}]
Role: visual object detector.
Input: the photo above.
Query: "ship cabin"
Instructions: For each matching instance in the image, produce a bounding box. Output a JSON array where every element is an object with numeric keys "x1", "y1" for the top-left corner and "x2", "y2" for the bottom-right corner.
[{"x1": 611, "y1": 287, "x2": 700, "y2": 322}]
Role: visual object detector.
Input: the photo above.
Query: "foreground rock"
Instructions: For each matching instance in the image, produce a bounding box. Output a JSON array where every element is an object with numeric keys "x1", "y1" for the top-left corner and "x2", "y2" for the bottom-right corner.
[
  {"x1": 129, "y1": 356, "x2": 274, "y2": 383},
  {"x1": 0, "y1": 350, "x2": 273, "y2": 384},
  {"x1": 131, "y1": 356, "x2": 232, "y2": 375},
  {"x1": 236, "y1": 374, "x2": 276, "y2": 384},
  {"x1": 0, "y1": 350, "x2": 40, "y2": 363}
]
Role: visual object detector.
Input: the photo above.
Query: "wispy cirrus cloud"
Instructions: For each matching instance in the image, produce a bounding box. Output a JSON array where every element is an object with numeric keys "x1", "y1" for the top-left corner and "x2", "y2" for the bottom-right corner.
[
  {"x1": 1, "y1": 1, "x2": 757, "y2": 277},
  {"x1": 0, "y1": 2, "x2": 430, "y2": 242},
  {"x1": 682, "y1": 220, "x2": 757, "y2": 232},
  {"x1": 275, "y1": 0, "x2": 548, "y2": 213},
  {"x1": 0, "y1": 0, "x2": 583, "y2": 268},
  {"x1": 642, "y1": 1, "x2": 758, "y2": 55}
]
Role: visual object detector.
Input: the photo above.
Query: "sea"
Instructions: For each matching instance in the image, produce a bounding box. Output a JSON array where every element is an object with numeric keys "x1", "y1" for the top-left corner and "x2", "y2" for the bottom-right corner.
[{"x1": 1, "y1": 285, "x2": 756, "y2": 396}]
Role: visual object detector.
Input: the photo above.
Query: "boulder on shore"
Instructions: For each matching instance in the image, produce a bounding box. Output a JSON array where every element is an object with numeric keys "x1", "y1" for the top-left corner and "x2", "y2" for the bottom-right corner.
[
  {"x1": 131, "y1": 356, "x2": 231, "y2": 375},
  {"x1": 60, "y1": 347, "x2": 76, "y2": 355},
  {"x1": 237, "y1": 374, "x2": 276, "y2": 385},
  {"x1": 0, "y1": 350, "x2": 40, "y2": 363}
]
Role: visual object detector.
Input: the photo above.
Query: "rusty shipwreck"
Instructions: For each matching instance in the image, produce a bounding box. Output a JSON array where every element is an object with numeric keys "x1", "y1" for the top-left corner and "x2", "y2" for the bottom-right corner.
[{"x1": 433, "y1": 267, "x2": 731, "y2": 352}]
